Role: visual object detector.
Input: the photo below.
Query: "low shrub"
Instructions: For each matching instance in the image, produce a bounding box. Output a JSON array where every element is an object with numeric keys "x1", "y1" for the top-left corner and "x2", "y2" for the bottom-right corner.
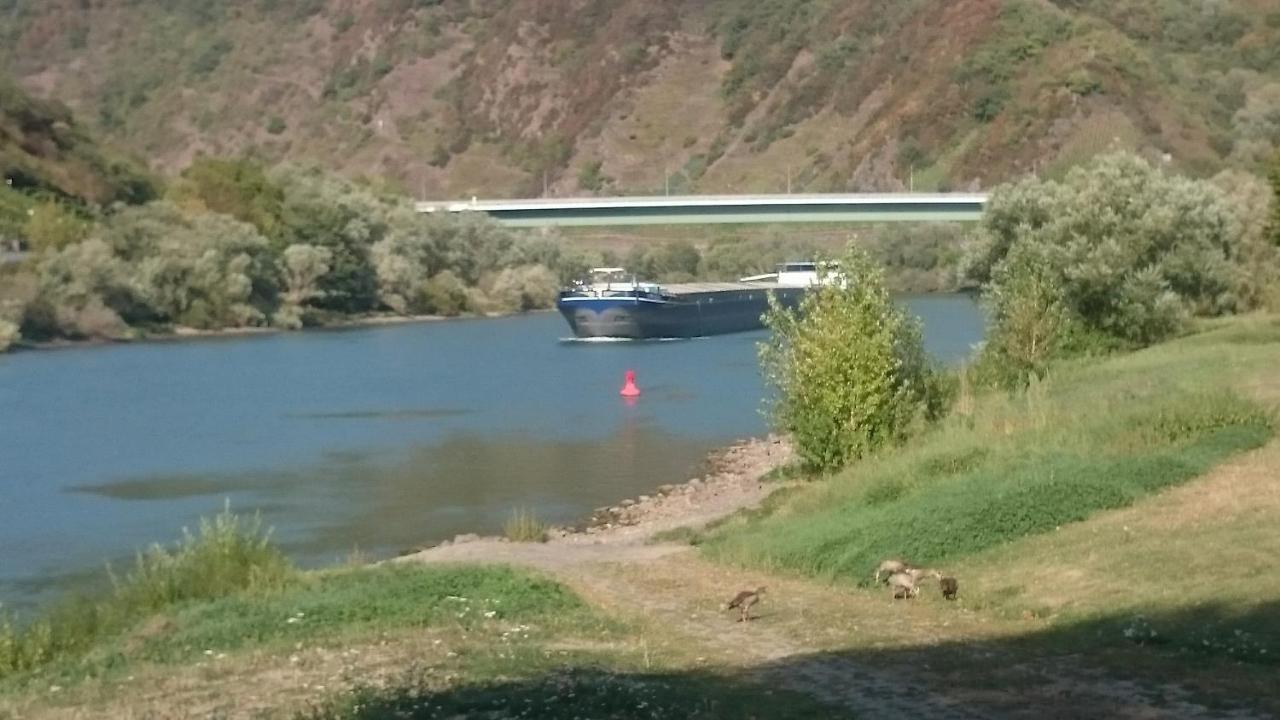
[{"x1": 504, "y1": 508, "x2": 549, "y2": 543}]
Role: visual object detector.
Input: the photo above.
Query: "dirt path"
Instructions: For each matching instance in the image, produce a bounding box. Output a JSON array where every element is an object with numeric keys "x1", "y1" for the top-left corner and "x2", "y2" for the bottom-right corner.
[
  {"x1": 401, "y1": 434, "x2": 1280, "y2": 720},
  {"x1": 397, "y1": 436, "x2": 999, "y2": 718}
]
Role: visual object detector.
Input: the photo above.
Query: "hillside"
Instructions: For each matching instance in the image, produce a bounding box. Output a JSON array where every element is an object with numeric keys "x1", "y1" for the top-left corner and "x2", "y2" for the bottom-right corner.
[
  {"x1": 0, "y1": 75, "x2": 155, "y2": 207},
  {"x1": 1, "y1": 0, "x2": 1277, "y2": 199}
]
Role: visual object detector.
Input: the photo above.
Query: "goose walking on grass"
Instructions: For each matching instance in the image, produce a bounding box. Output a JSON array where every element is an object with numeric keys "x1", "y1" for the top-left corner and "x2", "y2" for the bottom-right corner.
[
  {"x1": 874, "y1": 559, "x2": 911, "y2": 584},
  {"x1": 940, "y1": 576, "x2": 959, "y2": 601},
  {"x1": 888, "y1": 572, "x2": 919, "y2": 600},
  {"x1": 724, "y1": 586, "x2": 766, "y2": 622}
]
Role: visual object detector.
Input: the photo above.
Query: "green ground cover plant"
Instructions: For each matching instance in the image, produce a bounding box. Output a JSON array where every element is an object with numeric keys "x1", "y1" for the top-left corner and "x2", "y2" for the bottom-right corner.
[
  {"x1": 0, "y1": 507, "x2": 292, "y2": 679},
  {"x1": 0, "y1": 506, "x2": 580, "y2": 686},
  {"x1": 702, "y1": 317, "x2": 1277, "y2": 583},
  {"x1": 121, "y1": 564, "x2": 581, "y2": 665}
]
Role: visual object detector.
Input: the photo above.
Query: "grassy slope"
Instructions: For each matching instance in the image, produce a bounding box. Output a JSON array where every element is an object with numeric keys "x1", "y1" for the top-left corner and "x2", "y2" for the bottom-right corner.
[
  {"x1": 701, "y1": 315, "x2": 1280, "y2": 656},
  {"x1": 0, "y1": 562, "x2": 838, "y2": 719},
  {"x1": 0, "y1": 0, "x2": 1275, "y2": 196},
  {"x1": 702, "y1": 317, "x2": 1278, "y2": 578}
]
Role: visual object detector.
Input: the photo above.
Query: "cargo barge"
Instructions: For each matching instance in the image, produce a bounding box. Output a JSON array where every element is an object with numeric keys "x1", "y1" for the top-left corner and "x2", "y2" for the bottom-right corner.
[{"x1": 556, "y1": 263, "x2": 820, "y2": 339}]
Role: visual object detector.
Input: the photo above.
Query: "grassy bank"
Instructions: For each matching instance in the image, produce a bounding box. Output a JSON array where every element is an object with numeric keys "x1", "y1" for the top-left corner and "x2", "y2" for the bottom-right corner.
[
  {"x1": 702, "y1": 315, "x2": 1278, "y2": 583},
  {"x1": 0, "y1": 509, "x2": 841, "y2": 719},
  {"x1": 0, "y1": 510, "x2": 578, "y2": 688}
]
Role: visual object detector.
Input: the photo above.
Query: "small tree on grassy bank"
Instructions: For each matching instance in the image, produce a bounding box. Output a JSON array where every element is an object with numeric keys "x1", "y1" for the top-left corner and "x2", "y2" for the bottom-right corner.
[{"x1": 761, "y1": 247, "x2": 946, "y2": 474}]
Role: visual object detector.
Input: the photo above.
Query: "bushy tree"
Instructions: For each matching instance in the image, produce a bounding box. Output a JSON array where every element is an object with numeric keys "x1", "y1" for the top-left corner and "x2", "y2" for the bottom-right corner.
[
  {"x1": 0, "y1": 318, "x2": 17, "y2": 351},
  {"x1": 132, "y1": 212, "x2": 276, "y2": 329},
  {"x1": 23, "y1": 200, "x2": 91, "y2": 252},
  {"x1": 965, "y1": 152, "x2": 1243, "y2": 350},
  {"x1": 761, "y1": 246, "x2": 945, "y2": 473},
  {"x1": 0, "y1": 266, "x2": 35, "y2": 350},
  {"x1": 280, "y1": 244, "x2": 332, "y2": 306},
  {"x1": 421, "y1": 270, "x2": 469, "y2": 316},
  {"x1": 171, "y1": 157, "x2": 286, "y2": 241},
  {"x1": 1212, "y1": 168, "x2": 1280, "y2": 312},
  {"x1": 274, "y1": 167, "x2": 383, "y2": 313},
  {"x1": 487, "y1": 264, "x2": 559, "y2": 312},
  {"x1": 626, "y1": 241, "x2": 701, "y2": 281},
  {"x1": 26, "y1": 239, "x2": 135, "y2": 339},
  {"x1": 700, "y1": 235, "x2": 822, "y2": 280}
]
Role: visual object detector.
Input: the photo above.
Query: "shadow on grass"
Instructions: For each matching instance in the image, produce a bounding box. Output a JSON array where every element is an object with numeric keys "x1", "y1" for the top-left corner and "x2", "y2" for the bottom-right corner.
[{"x1": 304, "y1": 601, "x2": 1280, "y2": 719}]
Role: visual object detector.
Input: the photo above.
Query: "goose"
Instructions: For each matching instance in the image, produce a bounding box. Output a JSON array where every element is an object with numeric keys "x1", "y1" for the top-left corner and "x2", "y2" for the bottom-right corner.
[{"x1": 724, "y1": 586, "x2": 766, "y2": 622}]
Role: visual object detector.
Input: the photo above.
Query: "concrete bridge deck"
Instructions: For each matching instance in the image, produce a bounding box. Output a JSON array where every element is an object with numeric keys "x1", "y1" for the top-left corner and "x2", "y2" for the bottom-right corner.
[{"x1": 416, "y1": 193, "x2": 988, "y2": 227}]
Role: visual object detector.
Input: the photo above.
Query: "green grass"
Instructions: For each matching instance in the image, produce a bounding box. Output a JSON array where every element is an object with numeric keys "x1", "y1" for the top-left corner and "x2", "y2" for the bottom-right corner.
[
  {"x1": 702, "y1": 316, "x2": 1278, "y2": 584},
  {"x1": 0, "y1": 504, "x2": 579, "y2": 690},
  {"x1": 107, "y1": 564, "x2": 583, "y2": 665},
  {"x1": 0, "y1": 506, "x2": 293, "y2": 679}
]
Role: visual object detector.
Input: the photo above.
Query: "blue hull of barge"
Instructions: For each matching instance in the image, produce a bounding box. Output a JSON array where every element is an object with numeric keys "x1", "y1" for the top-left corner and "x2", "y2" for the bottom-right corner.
[{"x1": 557, "y1": 286, "x2": 805, "y2": 339}]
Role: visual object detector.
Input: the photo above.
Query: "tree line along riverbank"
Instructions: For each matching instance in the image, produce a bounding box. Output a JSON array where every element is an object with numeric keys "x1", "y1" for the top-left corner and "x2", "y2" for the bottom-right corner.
[{"x1": 1, "y1": 151, "x2": 972, "y2": 355}]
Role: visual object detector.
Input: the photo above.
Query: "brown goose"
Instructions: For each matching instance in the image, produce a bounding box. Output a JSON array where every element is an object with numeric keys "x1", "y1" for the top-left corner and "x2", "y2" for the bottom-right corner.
[
  {"x1": 724, "y1": 586, "x2": 766, "y2": 622},
  {"x1": 940, "y1": 576, "x2": 959, "y2": 601}
]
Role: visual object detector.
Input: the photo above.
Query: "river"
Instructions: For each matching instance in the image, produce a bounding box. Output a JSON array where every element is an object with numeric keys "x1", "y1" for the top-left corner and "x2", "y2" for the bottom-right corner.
[{"x1": 0, "y1": 295, "x2": 984, "y2": 612}]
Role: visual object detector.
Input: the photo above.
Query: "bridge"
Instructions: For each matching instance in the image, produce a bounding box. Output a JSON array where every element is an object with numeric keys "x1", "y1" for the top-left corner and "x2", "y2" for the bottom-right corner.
[{"x1": 415, "y1": 193, "x2": 988, "y2": 227}]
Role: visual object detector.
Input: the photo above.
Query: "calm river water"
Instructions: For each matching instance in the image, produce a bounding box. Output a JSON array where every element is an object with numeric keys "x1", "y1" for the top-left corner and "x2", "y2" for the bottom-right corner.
[{"x1": 0, "y1": 295, "x2": 984, "y2": 611}]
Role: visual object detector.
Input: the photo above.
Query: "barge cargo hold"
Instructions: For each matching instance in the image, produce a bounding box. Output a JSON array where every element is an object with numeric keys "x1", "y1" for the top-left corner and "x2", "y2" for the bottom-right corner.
[{"x1": 556, "y1": 264, "x2": 818, "y2": 339}]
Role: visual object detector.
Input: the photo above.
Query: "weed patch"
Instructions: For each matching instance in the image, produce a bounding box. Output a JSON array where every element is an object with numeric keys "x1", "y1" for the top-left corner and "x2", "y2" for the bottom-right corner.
[
  {"x1": 0, "y1": 506, "x2": 292, "y2": 679},
  {"x1": 503, "y1": 508, "x2": 549, "y2": 543}
]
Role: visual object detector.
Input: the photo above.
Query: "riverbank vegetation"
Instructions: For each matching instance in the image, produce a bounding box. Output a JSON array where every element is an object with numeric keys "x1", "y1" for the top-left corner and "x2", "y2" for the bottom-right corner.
[
  {"x1": 760, "y1": 247, "x2": 950, "y2": 473},
  {"x1": 0, "y1": 157, "x2": 610, "y2": 352},
  {"x1": 695, "y1": 151, "x2": 1280, "y2": 676},
  {"x1": 0, "y1": 507, "x2": 837, "y2": 719},
  {"x1": 0, "y1": 508, "x2": 586, "y2": 685}
]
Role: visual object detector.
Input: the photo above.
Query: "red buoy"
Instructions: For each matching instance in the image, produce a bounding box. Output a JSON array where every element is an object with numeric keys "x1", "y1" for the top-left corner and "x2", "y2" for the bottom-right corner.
[{"x1": 620, "y1": 369, "x2": 641, "y2": 397}]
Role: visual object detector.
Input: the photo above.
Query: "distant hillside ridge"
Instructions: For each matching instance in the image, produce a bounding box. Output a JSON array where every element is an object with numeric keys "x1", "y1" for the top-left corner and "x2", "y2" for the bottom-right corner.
[{"x1": 2, "y1": 0, "x2": 1277, "y2": 197}]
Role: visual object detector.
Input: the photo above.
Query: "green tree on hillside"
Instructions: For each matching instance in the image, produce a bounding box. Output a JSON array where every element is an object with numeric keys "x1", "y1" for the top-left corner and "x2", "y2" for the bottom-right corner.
[
  {"x1": 761, "y1": 247, "x2": 944, "y2": 473},
  {"x1": 171, "y1": 157, "x2": 286, "y2": 241}
]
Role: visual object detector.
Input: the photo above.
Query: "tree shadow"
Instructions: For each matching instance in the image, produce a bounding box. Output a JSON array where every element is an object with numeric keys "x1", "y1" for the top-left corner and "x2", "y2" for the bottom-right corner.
[{"x1": 305, "y1": 600, "x2": 1280, "y2": 719}]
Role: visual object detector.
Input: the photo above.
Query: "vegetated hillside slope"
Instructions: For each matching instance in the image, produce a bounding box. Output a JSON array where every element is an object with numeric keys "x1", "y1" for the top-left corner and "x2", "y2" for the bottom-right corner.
[
  {"x1": 1, "y1": 0, "x2": 1277, "y2": 199},
  {"x1": 0, "y1": 75, "x2": 155, "y2": 205},
  {"x1": 0, "y1": 74, "x2": 156, "y2": 240}
]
